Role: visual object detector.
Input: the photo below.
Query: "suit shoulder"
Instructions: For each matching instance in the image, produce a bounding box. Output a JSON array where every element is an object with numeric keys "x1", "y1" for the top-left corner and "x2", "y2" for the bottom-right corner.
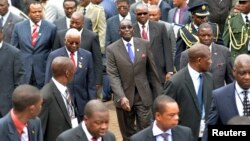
[
  {"x1": 107, "y1": 15, "x2": 119, "y2": 23},
  {"x1": 3, "y1": 42, "x2": 19, "y2": 52},
  {"x1": 42, "y1": 20, "x2": 56, "y2": 28},
  {"x1": 130, "y1": 126, "x2": 151, "y2": 140},
  {"x1": 214, "y1": 44, "x2": 230, "y2": 52},
  {"x1": 92, "y1": 4, "x2": 105, "y2": 11},
  {"x1": 79, "y1": 48, "x2": 92, "y2": 56}
]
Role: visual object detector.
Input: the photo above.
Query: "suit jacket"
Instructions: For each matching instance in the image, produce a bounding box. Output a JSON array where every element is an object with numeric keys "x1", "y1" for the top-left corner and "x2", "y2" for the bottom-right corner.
[
  {"x1": 10, "y1": 19, "x2": 57, "y2": 88},
  {"x1": 202, "y1": 83, "x2": 239, "y2": 141},
  {"x1": 106, "y1": 37, "x2": 162, "y2": 108},
  {"x1": 56, "y1": 123, "x2": 116, "y2": 141},
  {"x1": 0, "y1": 113, "x2": 43, "y2": 141},
  {"x1": 159, "y1": 0, "x2": 171, "y2": 22},
  {"x1": 133, "y1": 21, "x2": 174, "y2": 83},
  {"x1": 130, "y1": 124, "x2": 193, "y2": 141},
  {"x1": 52, "y1": 28, "x2": 102, "y2": 85},
  {"x1": 0, "y1": 43, "x2": 24, "y2": 117},
  {"x1": 180, "y1": 43, "x2": 234, "y2": 89},
  {"x1": 45, "y1": 47, "x2": 96, "y2": 117},
  {"x1": 39, "y1": 80, "x2": 73, "y2": 141},
  {"x1": 163, "y1": 67, "x2": 213, "y2": 141},
  {"x1": 53, "y1": 16, "x2": 93, "y2": 31},
  {"x1": 2, "y1": 12, "x2": 23, "y2": 44},
  {"x1": 167, "y1": 7, "x2": 191, "y2": 25},
  {"x1": 106, "y1": 13, "x2": 137, "y2": 46},
  {"x1": 77, "y1": 3, "x2": 106, "y2": 53}
]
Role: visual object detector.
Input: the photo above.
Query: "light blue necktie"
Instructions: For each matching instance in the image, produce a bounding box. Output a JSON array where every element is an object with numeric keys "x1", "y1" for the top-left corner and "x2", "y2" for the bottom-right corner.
[
  {"x1": 0, "y1": 17, "x2": 3, "y2": 29},
  {"x1": 198, "y1": 74, "x2": 203, "y2": 116},
  {"x1": 127, "y1": 42, "x2": 134, "y2": 63}
]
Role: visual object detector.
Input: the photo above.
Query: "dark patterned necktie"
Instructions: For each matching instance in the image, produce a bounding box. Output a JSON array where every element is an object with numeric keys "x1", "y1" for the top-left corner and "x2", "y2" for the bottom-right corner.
[
  {"x1": 197, "y1": 74, "x2": 203, "y2": 115},
  {"x1": 243, "y1": 90, "x2": 250, "y2": 116},
  {"x1": 161, "y1": 133, "x2": 169, "y2": 141},
  {"x1": 141, "y1": 25, "x2": 148, "y2": 40},
  {"x1": 245, "y1": 15, "x2": 249, "y2": 24}
]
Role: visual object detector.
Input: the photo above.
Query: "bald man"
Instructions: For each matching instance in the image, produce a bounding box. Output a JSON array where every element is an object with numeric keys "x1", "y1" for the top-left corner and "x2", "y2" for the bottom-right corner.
[
  {"x1": 202, "y1": 54, "x2": 250, "y2": 141},
  {"x1": 40, "y1": 56, "x2": 77, "y2": 141},
  {"x1": 163, "y1": 43, "x2": 214, "y2": 141},
  {"x1": 0, "y1": 84, "x2": 43, "y2": 141},
  {"x1": 56, "y1": 100, "x2": 116, "y2": 141},
  {"x1": 45, "y1": 28, "x2": 96, "y2": 122}
]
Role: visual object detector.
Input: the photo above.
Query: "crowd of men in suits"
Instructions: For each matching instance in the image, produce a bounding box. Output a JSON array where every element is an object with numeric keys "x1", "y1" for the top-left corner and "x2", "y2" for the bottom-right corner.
[{"x1": 0, "y1": 0, "x2": 250, "y2": 141}]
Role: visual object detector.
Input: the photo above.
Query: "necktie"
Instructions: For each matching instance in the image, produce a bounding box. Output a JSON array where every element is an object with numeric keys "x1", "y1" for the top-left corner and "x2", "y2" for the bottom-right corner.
[
  {"x1": 243, "y1": 90, "x2": 250, "y2": 116},
  {"x1": 70, "y1": 52, "x2": 76, "y2": 69},
  {"x1": 65, "y1": 89, "x2": 75, "y2": 119},
  {"x1": 92, "y1": 137, "x2": 98, "y2": 141},
  {"x1": 83, "y1": 7, "x2": 86, "y2": 15},
  {"x1": 21, "y1": 126, "x2": 29, "y2": 141},
  {"x1": 245, "y1": 15, "x2": 249, "y2": 25},
  {"x1": 174, "y1": 8, "x2": 180, "y2": 24},
  {"x1": 0, "y1": 16, "x2": 3, "y2": 29},
  {"x1": 31, "y1": 24, "x2": 39, "y2": 47},
  {"x1": 197, "y1": 74, "x2": 203, "y2": 116},
  {"x1": 141, "y1": 25, "x2": 148, "y2": 40},
  {"x1": 161, "y1": 133, "x2": 169, "y2": 141},
  {"x1": 126, "y1": 42, "x2": 134, "y2": 63}
]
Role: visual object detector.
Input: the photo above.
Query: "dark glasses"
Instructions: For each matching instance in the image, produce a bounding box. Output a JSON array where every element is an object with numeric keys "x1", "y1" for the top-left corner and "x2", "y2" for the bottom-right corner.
[
  {"x1": 120, "y1": 25, "x2": 133, "y2": 30},
  {"x1": 137, "y1": 12, "x2": 148, "y2": 16}
]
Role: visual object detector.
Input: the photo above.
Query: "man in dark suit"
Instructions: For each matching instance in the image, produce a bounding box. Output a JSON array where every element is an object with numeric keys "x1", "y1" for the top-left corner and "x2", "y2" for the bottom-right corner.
[
  {"x1": 202, "y1": 54, "x2": 250, "y2": 141},
  {"x1": 56, "y1": 100, "x2": 116, "y2": 141},
  {"x1": 0, "y1": 84, "x2": 43, "y2": 141},
  {"x1": 39, "y1": 56, "x2": 78, "y2": 141},
  {"x1": 52, "y1": 11, "x2": 102, "y2": 92},
  {"x1": 180, "y1": 23, "x2": 234, "y2": 89},
  {"x1": 133, "y1": 4, "x2": 174, "y2": 84},
  {"x1": 148, "y1": 0, "x2": 171, "y2": 22},
  {"x1": 0, "y1": 27, "x2": 24, "y2": 118},
  {"x1": 163, "y1": 43, "x2": 213, "y2": 141},
  {"x1": 0, "y1": 0, "x2": 23, "y2": 44},
  {"x1": 11, "y1": 1, "x2": 57, "y2": 89},
  {"x1": 53, "y1": 0, "x2": 92, "y2": 31},
  {"x1": 45, "y1": 28, "x2": 96, "y2": 120},
  {"x1": 106, "y1": 19, "x2": 162, "y2": 141},
  {"x1": 130, "y1": 95, "x2": 194, "y2": 141}
]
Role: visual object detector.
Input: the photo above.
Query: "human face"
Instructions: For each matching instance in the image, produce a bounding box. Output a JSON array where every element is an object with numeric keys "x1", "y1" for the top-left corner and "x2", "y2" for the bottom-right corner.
[
  {"x1": 198, "y1": 28, "x2": 214, "y2": 46},
  {"x1": 233, "y1": 61, "x2": 250, "y2": 89},
  {"x1": 117, "y1": 1, "x2": 129, "y2": 17},
  {"x1": 148, "y1": 8, "x2": 160, "y2": 21},
  {"x1": 119, "y1": 20, "x2": 134, "y2": 41},
  {"x1": 65, "y1": 34, "x2": 81, "y2": 53},
  {"x1": 0, "y1": 0, "x2": 9, "y2": 16},
  {"x1": 136, "y1": 7, "x2": 149, "y2": 25},
  {"x1": 156, "y1": 102, "x2": 179, "y2": 132},
  {"x1": 239, "y1": 1, "x2": 250, "y2": 14},
  {"x1": 85, "y1": 111, "x2": 109, "y2": 137},
  {"x1": 80, "y1": 0, "x2": 90, "y2": 7},
  {"x1": 198, "y1": 50, "x2": 212, "y2": 72},
  {"x1": 70, "y1": 15, "x2": 84, "y2": 31},
  {"x1": 192, "y1": 15, "x2": 208, "y2": 26},
  {"x1": 173, "y1": 0, "x2": 186, "y2": 7},
  {"x1": 63, "y1": 1, "x2": 77, "y2": 18},
  {"x1": 148, "y1": 0, "x2": 159, "y2": 5},
  {"x1": 28, "y1": 3, "x2": 43, "y2": 24}
]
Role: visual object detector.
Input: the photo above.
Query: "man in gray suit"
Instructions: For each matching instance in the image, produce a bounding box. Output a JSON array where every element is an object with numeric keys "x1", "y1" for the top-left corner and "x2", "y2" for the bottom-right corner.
[
  {"x1": 133, "y1": 4, "x2": 174, "y2": 84},
  {"x1": 0, "y1": 0, "x2": 23, "y2": 44},
  {"x1": 0, "y1": 27, "x2": 24, "y2": 118},
  {"x1": 56, "y1": 100, "x2": 116, "y2": 141},
  {"x1": 163, "y1": 43, "x2": 213, "y2": 141},
  {"x1": 130, "y1": 95, "x2": 194, "y2": 141},
  {"x1": 106, "y1": 19, "x2": 162, "y2": 141},
  {"x1": 180, "y1": 23, "x2": 234, "y2": 89},
  {"x1": 148, "y1": 5, "x2": 176, "y2": 61},
  {"x1": 0, "y1": 84, "x2": 43, "y2": 141},
  {"x1": 53, "y1": 0, "x2": 92, "y2": 31}
]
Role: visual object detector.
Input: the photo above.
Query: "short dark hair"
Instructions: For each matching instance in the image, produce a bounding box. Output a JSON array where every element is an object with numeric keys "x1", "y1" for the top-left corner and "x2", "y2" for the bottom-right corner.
[
  {"x1": 63, "y1": 0, "x2": 78, "y2": 7},
  {"x1": 26, "y1": 0, "x2": 42, "y2": 14},
  {"x1": 12, "y1": 84, "x2": 41, "y2": 112},
  {"x1": 153, "y1": 95, "x2": 176, "y2": 116},
  {"x1": 116, "y1": 0, "x2": 129, "y2": 5}
]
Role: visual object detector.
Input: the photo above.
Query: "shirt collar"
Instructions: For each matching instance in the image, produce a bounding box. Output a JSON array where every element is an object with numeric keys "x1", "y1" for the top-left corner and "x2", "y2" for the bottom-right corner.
[
  {"x1": 81, "y1": 121, "x2": 101, "y2": 141},
  {"x1": 52, "y1": 77, "x2": 67, "y2": 96},
  {"x1": 138, "y1": 20, "x2": 149, "y2": 28},
  {"x1": 119, "y1": 13, "x2": 131, "y2": 21},
  {"x1": 0, "y1": 41, "x2": 3, "y2": 49},
  {"x1": 122, "y1": 37, "x2": 134, "y2": 47},
  {"x1": 1, "y1": 11, "x2": 10, "y2": 25},
  {"x1": 152, "y1": 120, "x2": 172, "y2": 136},
  {"x1": 235, "y1": 81, "x2": 250, "y2": 94},
  {"x1": 188, "y1": 64, "x2": 201, "y2": 80},
  {"x1": 30, "y1": 20, "x2": 42, "y2": 27},
  {"x1": 10, "y1": 109, "x2": 27, "y2": 136}
]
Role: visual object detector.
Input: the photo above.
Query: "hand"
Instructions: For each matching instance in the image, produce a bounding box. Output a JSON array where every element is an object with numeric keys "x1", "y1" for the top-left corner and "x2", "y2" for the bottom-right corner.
[
  {"x1": 120, "y1": 97, "x2": 131, "y2": 112},
  {"x1": 165, "y1": 72, "x2": 173, "y2": 80}
]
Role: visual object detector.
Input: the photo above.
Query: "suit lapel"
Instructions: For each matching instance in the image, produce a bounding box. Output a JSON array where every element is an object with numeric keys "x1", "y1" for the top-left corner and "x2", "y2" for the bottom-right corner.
[
  {"x1": 118, "y1": 39, "x2": 133, "y2": 64},
  {"x1": 227, "y1": 83, "x2": 240, "y2": 115},
  {"x1": 133, "y1": 23, "x2": 141, "y2": 38},
  {"x1": 27, "y1": 121, "x2": 36, "y2": 141},
  {"x1": 184, "y1": 68, "x2": 200, "y2": 113},
  {"x1": 51, "y1": 81, "x2": 72, "y2": 126},
  {"x1": 35, "y1": 20, "x2": 46, "y2": 47},
  {"x1": 148, "y1": 21, "x2": 155, "y2": 44},
  {"x1": 6, "y1": 114, "x2": 20, "y2": 141},
  {"x1": 211, "y1": 44, "x2": 218, "y2": 71},
  {"x1": 23, "y1": 20, "x2": 32, "y2": 47},
  {"x1": 74, "y1": 125, "x2": 87, "y2": 141}
]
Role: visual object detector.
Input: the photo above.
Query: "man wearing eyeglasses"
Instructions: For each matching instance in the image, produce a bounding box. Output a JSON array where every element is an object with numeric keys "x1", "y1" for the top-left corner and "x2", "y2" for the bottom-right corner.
[
  {"x1": 133, "y1": 4, "x2": 174, "y2": 85},
  {"x1": 175, "y1": 1, "x2": 221, "y2": 71}
]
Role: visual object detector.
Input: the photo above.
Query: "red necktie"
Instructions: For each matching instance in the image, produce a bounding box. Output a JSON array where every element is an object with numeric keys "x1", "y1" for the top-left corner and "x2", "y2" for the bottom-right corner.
[
  {"x1": 141, "y1": 25, "x2": 148, "y2": 40},
  {"x1": 31, "y1": 24, "x2": 38, "y2": 47},
  {"x1": 92, "y1": 137, "x2": 98, "y2": 141},
  {"x1": 70, "y1": 52, "x2": 76, "y2": 69}
]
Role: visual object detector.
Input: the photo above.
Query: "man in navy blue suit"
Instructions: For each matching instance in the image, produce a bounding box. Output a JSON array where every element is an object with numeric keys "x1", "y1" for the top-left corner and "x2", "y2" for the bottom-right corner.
[
  {"x1": 202, "y1": 54, "x2": 250, "y2": 141},
  {"x1": 45, "y1": 28, "x2": 96, "y2": 120},
  {"x1": 11, "y1": 0, "x2": 56, "y2": 89}
]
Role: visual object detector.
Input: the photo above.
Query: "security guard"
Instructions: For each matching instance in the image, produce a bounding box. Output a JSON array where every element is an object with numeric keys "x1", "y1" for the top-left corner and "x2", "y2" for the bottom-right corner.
[
  {"x1": 175, "y1": 1, "x2": 221, "y2": 70},
  {"x1": 223, "y1": 0, "x2": 250, "y2": 63}
]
